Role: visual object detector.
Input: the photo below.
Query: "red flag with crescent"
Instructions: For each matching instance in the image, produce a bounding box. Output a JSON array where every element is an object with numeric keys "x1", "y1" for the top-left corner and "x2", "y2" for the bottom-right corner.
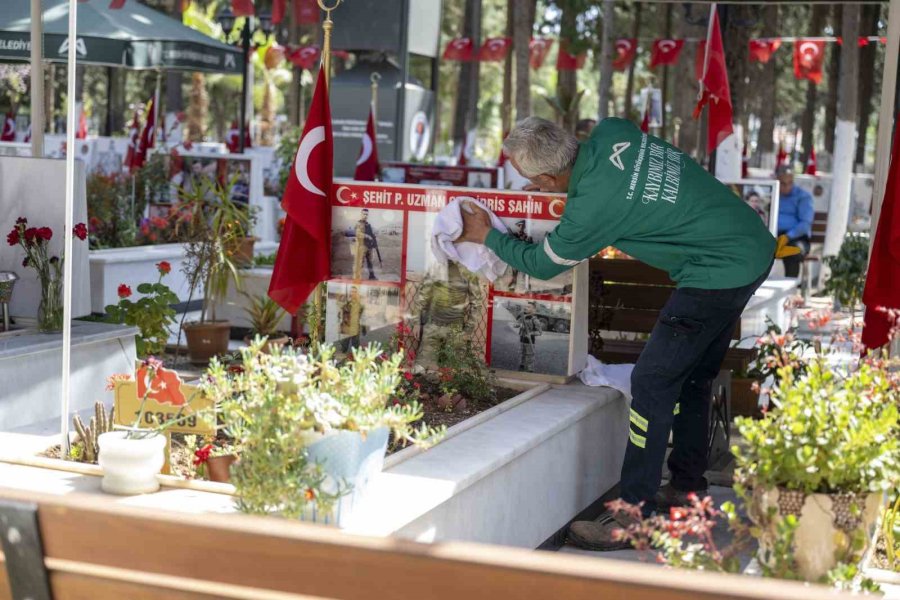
[
  {"x1": 650, "y1": 39, "x2": 683, "y2": 68},
  {"x1": 133, "y1": 96, "x2": 156, "y2": 170},
  {"x1": 749, "y1": 39, "x2": 781, "y2": 64},
  {"x1": 288, "y1": 46, "x2": 321, "y2": 70},
  {"x1": 354, "y1": 106, "x2": 379, "y2": 181},
  {"x1": 693, "y1": 6, "x2": 733, "y2": 153},
  {"x1": 443, "y1": 38, "x2": 474, "y2": 61},
  {"x1": 805, "y1": 145, "x2": 817, "y2": 175},
  {"x1": 556, "y1": 41, "x2": 586, "y2": 71},
  {"x1": 613, "y1": 38, "x2": 637, "y2": 71},
  {"x1": 529, "y1": 38, "x2": 553, "y2": 69},
  {"x1": 269, "y1": 68, "x2": 333, "y2": 314},
  {"x1": 793, "y1": 39, "x2": 826, "y2": 84},
  {"x1": 0, "y1": 113, "x2": 16, "y2": 142},
  {"x1": 478, "y1": 37, "x2": 511, "y2": 62}
]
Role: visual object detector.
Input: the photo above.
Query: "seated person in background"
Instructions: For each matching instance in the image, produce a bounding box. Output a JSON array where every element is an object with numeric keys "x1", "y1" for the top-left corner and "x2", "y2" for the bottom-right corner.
[{"x1": 775, "y1": 165, "x2": 814, "y2": 277}]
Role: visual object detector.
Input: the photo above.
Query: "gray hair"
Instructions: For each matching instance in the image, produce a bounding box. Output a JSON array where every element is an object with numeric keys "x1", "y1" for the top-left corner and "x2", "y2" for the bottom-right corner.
[{"x1": 502, "y1": 117, "x2": 579, "y2": 178}]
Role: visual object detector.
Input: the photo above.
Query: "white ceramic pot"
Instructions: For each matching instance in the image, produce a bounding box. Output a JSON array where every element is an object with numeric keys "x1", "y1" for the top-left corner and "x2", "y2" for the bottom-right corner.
[
  {"x1": 755, "y1": 487, "x2": 882, "y2": 581},
  {"x1": 97, "y1": 431, "x2": 167, "y2": 495}
]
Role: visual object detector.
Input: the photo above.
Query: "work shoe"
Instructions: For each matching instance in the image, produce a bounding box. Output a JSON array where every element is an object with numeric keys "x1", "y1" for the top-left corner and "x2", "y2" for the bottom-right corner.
[
  {"x1": 567, "y1": 510, "x2": 639, "y2": 551},
  {"x1": 654, "y1": 482, "x2": 708, "y2": 511}
]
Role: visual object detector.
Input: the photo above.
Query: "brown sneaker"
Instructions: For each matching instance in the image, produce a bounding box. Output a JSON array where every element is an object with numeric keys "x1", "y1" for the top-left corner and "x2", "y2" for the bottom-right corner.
[
  {"x1": 654, "y1": 483, "x2": 708, "y2": 511},
  {"x1": 567, "y1": 510, "x2": 638, "y2": 551}
]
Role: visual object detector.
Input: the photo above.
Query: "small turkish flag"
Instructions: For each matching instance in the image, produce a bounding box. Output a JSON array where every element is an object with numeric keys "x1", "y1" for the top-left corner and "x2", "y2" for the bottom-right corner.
[
  {"x1": 749, "y1": 39, "x2": 781, "y2": 64},
  {"x1": 805, "y1": 145, "x2": 817, "y2": 175},
  {"x1": 693, "y1": 7, "x2": 733, "y2": 154},
  {"x1": 1, "y1": 113, "x2": 16, "y2": 142},
  {"x1": 793, "y1": 39, "x2": 826, "y2": 84},
  {"x1": 226, "y1": 121, "x2": 240, "y2": 153},
  {"x1": 354, "y1": 106, "x2": 380, "y2": 181},
  {"x1": 288, "y1": 45, "x2": 321, "y2": 70},
  {"x1": 269, "y1": 67, "x2": 333, "y2": 314},
  {"x1": 123, "y1": 112, "x2": 140, "y2": 171},
  {"x1": 862, "y1": 119, "x2": 900, "y2": 351},
  {"x1": 292, "y1": 0, "x2": 318, "y2": 25},
  {"x1": 613, "y1": 38, "x2": 638, "y2": 71},
  {"x1": 443, "y1": 38, "x2": 474, "y2": 61},
  {"x1": 478, "y1": 37, "x2": 511, "y2": 62},
  {"x1": 650, "y1": 39, "x2": 683, "y2": 68},
  {"x1": 76, "y1": 107, "x2": 88, "y2": 139},
  {"x1": 529, "y1": 38, "x2": 553, "y2": 69},
  {"x1": 231, "y1": 0, "x2": 254, "y2": 17},
  {"x1": 272, "y1": 0, "x2": 285, "y2": 24},
  {"x1": 556, "y1": 42, "x2": 586, "y2": 71},
  {"x1": 132, "y1": 96, "x2": 156, "y2": 171}
]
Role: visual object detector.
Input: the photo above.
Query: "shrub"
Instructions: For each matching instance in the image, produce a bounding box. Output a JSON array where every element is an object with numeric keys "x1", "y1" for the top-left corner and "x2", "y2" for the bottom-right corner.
[
  {"x1": 104, "y1": 262, "x2": 178, "y2": 357},
  {"x1": 824, "y1": 232, "x2": 869, "y2": 311}
]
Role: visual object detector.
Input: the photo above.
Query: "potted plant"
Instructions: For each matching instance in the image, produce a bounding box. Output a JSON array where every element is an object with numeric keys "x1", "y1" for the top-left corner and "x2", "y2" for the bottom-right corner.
[
  {"x1": 243, "y1": 293, "x2": 288, "y2": 352},
  {"x1": 178, "y1": 178, "x2": 248, "y2": 364},
  {"x1": 824, "y1": 232, "x2": 869, "y2": 315},
  {"x1": 6, "y1": 217, "x2": 88, "y2": 332},
  {"x1": 203, "y1": 340, "x2": 442, "y2": 526},
  {"x1": 233, "y1": 205, "x2": 260, "y2": 268},
  {"x1": 733, "y1": 356, "x2": 900, "y2": 581},
  {"x1": 192, "y1": 438, "x2": 239, "y2": 483},
  {"x1": 104, "y1": 261, "x2": 178, "y2": 357}
]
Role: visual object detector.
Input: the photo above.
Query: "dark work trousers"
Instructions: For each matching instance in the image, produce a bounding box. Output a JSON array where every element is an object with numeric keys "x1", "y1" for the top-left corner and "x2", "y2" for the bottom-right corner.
[
  {"x1": 619, "y1": 262, "x2": 772, "y2": 516},
  {"x1": 779, "y1": 234, "x2": 811, "y2": 278}
]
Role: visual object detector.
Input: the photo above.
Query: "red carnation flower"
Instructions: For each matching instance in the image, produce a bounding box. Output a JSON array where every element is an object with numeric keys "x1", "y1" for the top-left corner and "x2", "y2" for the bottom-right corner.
[
  {"x1": 73, "y1": 222, "x2": 87, "y2": 241},
  {"x1": 23, "y1": 228, "x2": 38, "y2": 244},
  {"x1": 403, "y1": 371, "x2": 413, "y2": 381},
  {"x1": 193, "y1": 444, "x2": 213, "y2": 466},
  {"x1": 15, "y1": 217, "x2": 27, "y2": 225},
  {"x1": 37, "y1": 227, "x2": 52, "y2": 241},
  {"x1": 6, "y1": 228, "x2": 19, "y2": 246},
  {"x1": 117, "y1": 284, "x2": 132, "y2": 299},
  {"x1": 157, "y1": 261, "x2": 171, "y2": 275}
]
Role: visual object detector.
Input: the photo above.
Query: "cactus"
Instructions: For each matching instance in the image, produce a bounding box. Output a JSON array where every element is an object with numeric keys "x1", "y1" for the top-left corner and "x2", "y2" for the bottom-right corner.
[{"x1": 72, "y1": 401, "x2": 115, "y2": 463}]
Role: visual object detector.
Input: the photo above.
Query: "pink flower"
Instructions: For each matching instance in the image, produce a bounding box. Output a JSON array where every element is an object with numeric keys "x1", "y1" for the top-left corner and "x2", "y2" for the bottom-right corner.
[{"x1": 117, "y1": 284, "x2": 132, "y2": 299}]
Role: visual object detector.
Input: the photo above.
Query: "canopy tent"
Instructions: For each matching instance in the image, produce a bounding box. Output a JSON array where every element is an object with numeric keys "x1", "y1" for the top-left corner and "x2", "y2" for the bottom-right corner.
[{"x1": 0, "y1": 0, "x2": 242, "y2": 74}]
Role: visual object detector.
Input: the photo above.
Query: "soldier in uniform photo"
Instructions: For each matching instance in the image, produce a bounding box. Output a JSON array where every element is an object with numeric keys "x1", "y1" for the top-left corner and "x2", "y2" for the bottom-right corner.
[
  {"x1": 507, "y1": 220, "x2": 533, "y2": 291},
  {"x1": 516, "y1": 302, "x2": 542, "y2": 372},
  {"x1": 357, "y1": 208, "x2": 381, "y2": 280}
]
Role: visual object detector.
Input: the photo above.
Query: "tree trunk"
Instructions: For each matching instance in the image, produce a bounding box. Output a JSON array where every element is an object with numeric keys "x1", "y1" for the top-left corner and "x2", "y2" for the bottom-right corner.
[
  {"x1": 660, "y1": 3, "x2": 673, "y2": 139},
  {"x1": 501, "y1": 0, "x2": 514, "y2": 133},
  {"x1": 623, "y1": 3, "x2": 643, "y2": 121},
  {"x1": 798, "y1": 5, "x2": 827, "y2": 167},
  {"x1": 824, "y1": 3, "x2": 860, "y2": 259},
  {"x1": 824, "y1": 5, "x2": 843, "y2": 156},
  {"x1": 722, "y1": 5, "x2": 751, "y2": 124},
  {"x1": 512, "y1": 0, "x2": 537, "y2": 121},
  {"x1": 186, "y1": 72, "x2": 208, "y2": 142},
  {"x1": 669, "y1": 3, "x2": 704, "y2": 157},
  {"x1": 756, "y1": 5, "x2": 778, "y2": 166},
  {"x1": 452, "y1": 0, "x2": 481, "y2": 151},
  {"x1": 556, "y1": 1, "x2": 579, "y2": 131},
  {"x1": 597, "y1": 0, "x2": 615, "y2": 121},
  {"x1": 854, "y1": 3, "x2": 880, "y2": 168},
  {"x1": 287, "y1": 6, "x2": 302, "y2": 127}
]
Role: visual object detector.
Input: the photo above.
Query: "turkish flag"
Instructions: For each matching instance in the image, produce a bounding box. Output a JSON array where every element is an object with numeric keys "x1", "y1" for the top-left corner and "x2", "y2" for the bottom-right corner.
[
  {"x1": 354, "y1": 106, "x2": 379, "y2": 181},
  {"x1": 649, "y1": 39, "x2": 683, "y2": 68},
  {"x1": 793, "y1": 39, "x2": 826, "y2": 84},
  {"x1": 226, "y1": 121, "x2": 240, "y2": 153},
  {"x1": 287, "y1": 45, "x2": 321, "y2": 70},
  {"x1": 863, "y1": 120, "x2": 900, "y2": 351},
  {"x1": 749, "y1": 39, "x2": 781, "y2": 64},
  {"x1": 123, "y1": 112, "x2": 140, "y2": 171},
  {"x1": 693, "y1": 8, "x2": 733, "y2": 153},
  {"x1": 231, "y1": 0, "x2": 254, "y2": 17},
  {"x1": 76, "y1": 107, "x2": 88, "y2": 139},
  {"x1": 529, "y1": 38, "x2": 553, "y2": 69},
  {"x1": 133, "y1": 96, "x2": 156, "y2": 170},
  {"x1": 805, "y1": 145, "x2": 817, "y2": 175},
  {"x1": 443, "y1": 38, "x2": 474, "y2": 61},
  {"x1": 478, "y1": 37, "x2": 511, "y2": 62},
  {"x1": 776, "y1": 142, "x2": 788, "y2": 168},
  {"x1": 613, "y1": 38, "x2": 637, "y2": 71},
  {"x1": 292, "y1": 0, "x2": 318, "y2": 25},
  {"x1": 269, "y1": 67, "x2": 333, "y2": 314},
  {"x1": 1, "y1": 113, "x2": 16, "y2": 142},
  {"x1": 556, "y1": 42, "x2": 586, "y2": 71},
  {"x1": 109, "y1": 0, "x2": 126, "y2": 8},
  {"x1": 272, "y1": 0, "x2": 285, "y2": 24}
]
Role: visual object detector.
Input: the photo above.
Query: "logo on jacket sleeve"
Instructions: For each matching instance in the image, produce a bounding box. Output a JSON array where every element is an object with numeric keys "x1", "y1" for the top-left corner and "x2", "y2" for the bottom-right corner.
[{"x1": 609, "y1": 141, "x2": 631, "y2": 171}]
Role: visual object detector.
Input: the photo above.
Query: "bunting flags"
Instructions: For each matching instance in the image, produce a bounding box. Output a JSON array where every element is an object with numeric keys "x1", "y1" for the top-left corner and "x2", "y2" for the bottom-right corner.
[
  {"x1": 613, "y1": 38, "x2": 638, "y2": 71},
  {"x1": 748, "y1": 39, "x2": 781, "y2": 64},
  {"x1": 443, "y1": 38, "x2": 474, "y2": 61},
  {"x1": 287, "y1": 45, "x2": 321, "y2": 70},
  {"x1": 556, "y1": 42, "x2": 586, "y2": 71},
  {"x1": 793, "y1": 39, "x2": 826, "y2": 84},
  {"x1": 649, "y1": 39, "x2": 683, "y2": 68},
  {"x1": 478, "y1": 37, "x2": 511, "y2": 62},
  {"x1": 529, "y1": 38, "x2": 553, "y2": 69}
]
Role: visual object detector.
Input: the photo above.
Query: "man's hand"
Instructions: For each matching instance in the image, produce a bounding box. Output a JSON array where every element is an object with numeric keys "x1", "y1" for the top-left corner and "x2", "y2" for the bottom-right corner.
[{"x1": 456, "y1": 201, "x2": 492, "y2": 245}]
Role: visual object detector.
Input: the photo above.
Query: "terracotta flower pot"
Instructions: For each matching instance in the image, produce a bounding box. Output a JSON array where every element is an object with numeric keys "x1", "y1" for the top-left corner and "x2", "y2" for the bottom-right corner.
[
  {"x1": 205, "y1": 454, "x2": 238, "y2": 483},
  {"x1": 184, "y1": 321, "x2": 231, "y2": 365},
  {"x1": 233, "y1": 236, "x2": 257, "y2": 268}
]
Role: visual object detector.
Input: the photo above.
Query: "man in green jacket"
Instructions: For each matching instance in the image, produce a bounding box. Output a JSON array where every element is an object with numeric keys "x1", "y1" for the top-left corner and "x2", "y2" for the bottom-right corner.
[{"x1": 458, "y1": 117, "x2": 775, "y2": 551}]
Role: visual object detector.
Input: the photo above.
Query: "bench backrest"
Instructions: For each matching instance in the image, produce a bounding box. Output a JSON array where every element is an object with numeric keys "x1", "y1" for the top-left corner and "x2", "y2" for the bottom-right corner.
[
  {"x1": 0, "y1": 486, "x2": 847, "y2": 600},
  {"x1": 811, "y1": 211, "x2": 828, "y2": 245}
]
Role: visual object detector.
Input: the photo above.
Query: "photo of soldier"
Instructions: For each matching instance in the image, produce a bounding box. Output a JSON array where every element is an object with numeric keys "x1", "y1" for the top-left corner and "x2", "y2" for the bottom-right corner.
[
  {"x1": 489, "y1": 297, "x2": 571, "y2": 376},
  {"x1": 516, "y1": 301, "x2": 542, "y2": 372},
  {"x1": 358, "y1": 208, "x2": 380, "y2": 280},
  {"x1": 493, "y1": 217, "x2": 573, "y2": 297},
  {"x1": 324, "y1": 281, "x2": 400, "y2": 352},
  {"x1": 506, "y1": 220, "x2": 533, "y2": 291},
  {"x1": 330, "y1": 206, "x2": 402, "y2": 282}
]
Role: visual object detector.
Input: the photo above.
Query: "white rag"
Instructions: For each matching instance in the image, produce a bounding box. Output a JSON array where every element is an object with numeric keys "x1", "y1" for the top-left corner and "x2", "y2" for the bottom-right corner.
[
  {"x1": 430, "y1": 197, "x2": 509, "y2": 281},
  {"x1": 578, "y1": 355, "x2": 635, "y2": 400}
]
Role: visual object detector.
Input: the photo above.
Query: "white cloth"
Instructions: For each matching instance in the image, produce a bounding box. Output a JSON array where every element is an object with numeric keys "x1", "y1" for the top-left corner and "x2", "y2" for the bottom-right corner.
[
  {"x1": 578, "y1": 355, "x2": 634, "y2": 399},
  {"x1": 430, "y1": 197, "x2": 509, "y2": 281}
]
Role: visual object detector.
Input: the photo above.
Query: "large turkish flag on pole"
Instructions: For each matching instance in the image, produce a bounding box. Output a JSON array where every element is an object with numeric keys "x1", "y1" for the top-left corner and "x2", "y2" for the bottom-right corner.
[
  {"x1": 862, "y1": 121, "x2": 900, "y2": 351},
  {"x1": 354, "y1": 106, "x2": 380, "y2": 181},
  {"x1": 269, "y1": 68, "x2": 333, "y2": 314},
  {"x1": 693, "y1": 5, "x2": 733, "y2": 154}
]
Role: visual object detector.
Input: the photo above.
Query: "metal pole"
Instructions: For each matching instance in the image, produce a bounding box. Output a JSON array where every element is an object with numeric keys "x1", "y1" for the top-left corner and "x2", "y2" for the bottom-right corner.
[
  {"x1": 30, "y1": 0, "x2": 44, "y2": 157},
  {"x1": 239, "y1": 22, "x2": 250, "y2": 153},
  {"x1": 60, "y1": 0, "x2": 78, "y2": 457}
]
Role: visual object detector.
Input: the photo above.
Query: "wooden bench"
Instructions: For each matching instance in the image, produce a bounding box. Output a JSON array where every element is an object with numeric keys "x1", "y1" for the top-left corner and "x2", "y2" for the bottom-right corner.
[
  {"x1": 801, "y1": 211, "x2": 828, "y2": 300},
  {"x1": 0, "y1": 485, "x2": 849, "y2": 600}
]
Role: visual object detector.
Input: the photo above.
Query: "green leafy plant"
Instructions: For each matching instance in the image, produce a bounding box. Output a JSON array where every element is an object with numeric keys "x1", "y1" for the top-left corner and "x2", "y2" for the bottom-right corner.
[
  {"x1": 244, "y1": 293, "x2": 286, "y2": 337},
  {"x1": 735, "y1": 318, "x2": 816, "y2": 386},
  {"x1": 275, "y1": 127, "x2": 301, "y2": 196},
  {"x1": 824, "y1": 232, "x2": 869, "y2": 312},
  {"x1": 104, "y1": 261, "x2": 178, "y2": 357},
  {"x1": 429, "y1": 324, "x2": 496, "y2": 406},
  {"x1": 882, "y1": 491, "x2": 900, "y2": 570},
  {"x1": 203, "y1": 340, "x2": 442, "y2": 517},
  {"x1": 86, "y1": 172, "x2": 137, "y2": 249},
  {"x1": 72, "y1": 401, "x2": 116, "y2": 463},
  {"x1": 254, "y1": 252, "x2": 277, "y2": 267}
]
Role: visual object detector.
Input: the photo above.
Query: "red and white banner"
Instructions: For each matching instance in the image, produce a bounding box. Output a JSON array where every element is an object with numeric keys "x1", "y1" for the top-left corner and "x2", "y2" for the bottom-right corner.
[
  {"x1": 443, "y1": 38, "x2": 475, "y2": 61},
  {"x1": 613, "y1": 38, "x2": 638, "y2": 71},
  {"x1": 556, "y1": 43, "x2": 586, "y2": 71},
  {"x1": 793, "y1": 39, "x2": 826, "y2": 84},
  {"x1": 649, "y1": 39, "x2": 683, "y2": 68},
  {"x1": 748, "y1": 39, "x2": 781, "y2": 64},
  {"x1": 529, "y1": 38, "x2": 553, "y2": 69},
  {"x1": 287, "y1": 45, "x2": 321, "y2": 70},
  {"x1": 478, "y1": 37, "x2": 511, "y2": 62},
  {"x1": 354, "y1": 106, "x2": 380, "y2": 182}
]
